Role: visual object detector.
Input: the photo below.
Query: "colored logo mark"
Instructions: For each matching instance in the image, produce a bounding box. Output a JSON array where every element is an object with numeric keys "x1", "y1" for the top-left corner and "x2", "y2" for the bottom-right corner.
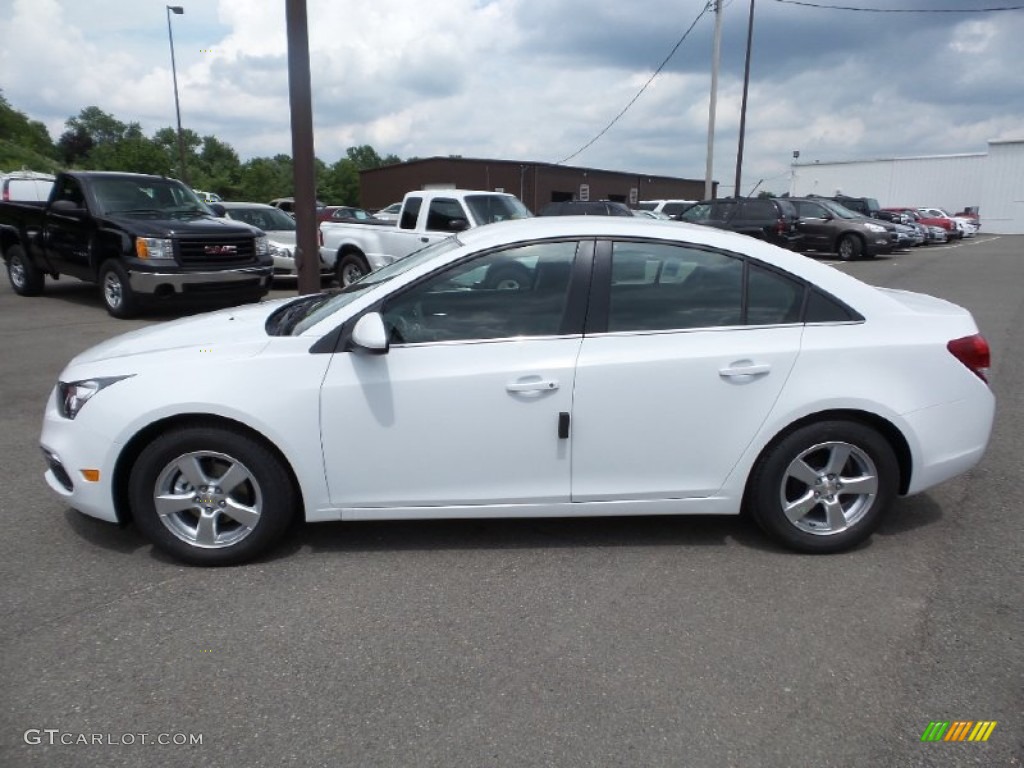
[{"x1": 921, "y1": 721, "x2": 997, "y2": 742}]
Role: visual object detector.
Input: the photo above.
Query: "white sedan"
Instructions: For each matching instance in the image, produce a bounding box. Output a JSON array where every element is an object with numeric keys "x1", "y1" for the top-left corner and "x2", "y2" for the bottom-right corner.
[{"x1": 40, "y1": 217, "x2": 995, "y2": 565}]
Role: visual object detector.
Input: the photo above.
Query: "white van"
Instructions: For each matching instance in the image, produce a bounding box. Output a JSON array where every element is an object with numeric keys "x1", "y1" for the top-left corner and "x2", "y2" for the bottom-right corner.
[
  {"x1": 1, "y1": 171, "x2": 55, "y2": 202},
  {"x1": 637, "y1": 199, "x2": 696, "y2": 218}
]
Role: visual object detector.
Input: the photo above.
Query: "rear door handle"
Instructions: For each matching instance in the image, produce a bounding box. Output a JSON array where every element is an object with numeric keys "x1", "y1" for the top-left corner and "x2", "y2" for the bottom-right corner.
[
  {"x1": 719, "y1": 362, "x2": 771, "y2": 378},
  {"x1": 506, "y1": 376, "x2": 559, "y2": 393}
]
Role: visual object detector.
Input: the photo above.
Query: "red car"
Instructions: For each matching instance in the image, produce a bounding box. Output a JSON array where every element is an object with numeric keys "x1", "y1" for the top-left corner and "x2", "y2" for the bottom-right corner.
[
  {"x1": 882, "y1": 207, "x2": 962, "y2": 240},
  {"x1": 316, "y1": 205, "x2": 390, "y2": 225}
]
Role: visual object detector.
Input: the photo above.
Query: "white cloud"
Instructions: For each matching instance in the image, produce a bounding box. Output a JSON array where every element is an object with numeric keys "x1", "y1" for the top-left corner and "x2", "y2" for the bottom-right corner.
[{"x1": 2, "y1": 0, "x2": 1023, "y2": 186}]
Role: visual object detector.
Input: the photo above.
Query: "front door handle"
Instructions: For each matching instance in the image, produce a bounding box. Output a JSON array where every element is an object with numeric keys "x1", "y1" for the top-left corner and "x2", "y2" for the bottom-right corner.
[
  {"x1": 506, "y1": 376, "x2": 559, "y2": 393},
  {"x1": 719, "y1": 361, "x2": 771, "y2": 379}
]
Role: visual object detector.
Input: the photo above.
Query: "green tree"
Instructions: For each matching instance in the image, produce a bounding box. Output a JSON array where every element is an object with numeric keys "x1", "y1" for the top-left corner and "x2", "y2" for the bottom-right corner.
[
  {"x1": 319, "y1": 157, "x2": 359, "y2": 205},
  {"x1": 237, "y1": 154, "x2": 294, "y2": 201},
  {"x1": 0, "y1": 91, "x2": 57, "y2": 163}
]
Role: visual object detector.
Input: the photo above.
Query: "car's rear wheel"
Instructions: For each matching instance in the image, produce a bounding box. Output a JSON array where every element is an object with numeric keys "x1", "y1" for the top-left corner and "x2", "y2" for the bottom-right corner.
[
  {"x1": 336, "y1": 252, "x2": 369, "y2": 287},
  {"x1": 836, "y1": 235, "x2": 863, "y2": 261},
  {"x1": 99, "y1": 260, "x2": 139, "y2": 318},
  {"x1": 748, "y1": 420, "x2": 898, "y2": 553},
  {"x1": 129, "y1": 426, "x2": 296, "y2": 566},
  {"x1": 6, "y1": 244, "x2": 45, "y2": 296}
]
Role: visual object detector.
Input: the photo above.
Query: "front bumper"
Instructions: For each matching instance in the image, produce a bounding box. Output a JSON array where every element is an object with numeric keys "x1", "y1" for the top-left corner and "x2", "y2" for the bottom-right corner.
[
  {"x1": 40, "y1": 388, "x2": 122, "y2": 524},
  {"x1": 128, "y1": 266, "x2": 273, "y2": 296}
]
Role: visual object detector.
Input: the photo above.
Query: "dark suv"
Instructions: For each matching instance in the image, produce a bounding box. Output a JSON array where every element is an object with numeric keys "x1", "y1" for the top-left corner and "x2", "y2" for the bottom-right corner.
[
  {"x1": 677, "y1": 197, "x2": 803, "y2": 250},
  {"x1": 539, "y1": 200, "x2": 634, "y2": 217},
  {"x1": 827, "y1": 195, "x2": 881, "y2": 218},
  {"x1": 790, "y1": 197, "x2": 894, "y2": 260}
]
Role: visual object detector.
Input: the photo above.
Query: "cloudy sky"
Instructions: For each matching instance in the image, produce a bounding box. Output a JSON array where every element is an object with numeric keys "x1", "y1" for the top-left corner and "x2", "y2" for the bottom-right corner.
[{"x1": 2, "y1": 0, "x2": 1022, "y2": 194}]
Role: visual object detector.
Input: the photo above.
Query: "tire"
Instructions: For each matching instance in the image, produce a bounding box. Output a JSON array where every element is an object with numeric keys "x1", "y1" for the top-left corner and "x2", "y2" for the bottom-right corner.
[
  {"x1": 836, "y1": 235, "x2": 863, "y2": 261},
  {"x1": 483, "y1": 262, "x2": 532, "y2": 290},
  {"x1": 99, "y1": 260, "x2": 139, "y2": 318},
  {"x1": 129, "y1": 426, "x2": 296, "y2": 566},
  {"x1": 747, "y1": 420, "x2": 898, "y2": 554},
  {"x1": 336, "y1": 252, "x2": 369, "y2": 287},
  {"x1": 5, "y1": 244, "x2": 45, "y2": 296}
]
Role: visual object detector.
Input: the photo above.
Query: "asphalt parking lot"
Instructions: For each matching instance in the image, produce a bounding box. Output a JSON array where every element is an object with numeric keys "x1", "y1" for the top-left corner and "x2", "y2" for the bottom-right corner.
[{"x1": 1, "y1": 234, "x2": 1021, "y2": 767}]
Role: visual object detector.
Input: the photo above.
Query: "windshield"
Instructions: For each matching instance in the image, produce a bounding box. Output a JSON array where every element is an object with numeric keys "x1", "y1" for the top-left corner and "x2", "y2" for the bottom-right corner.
[
  {"x1": 287, "y1": 236, "x2": 464, "y2": 336},
  {"x1": 226, "y1": 206, "x2": 296, "y2": 231},
  {"x1": 820, "y1": 200, "x2": 859, "y2": 219},
  {"x1": 464, "y1": 195, "x2": 532, "y2": 225},
  {"x1": 93, "y1": 177, "x2": 210, "y2": 218}
]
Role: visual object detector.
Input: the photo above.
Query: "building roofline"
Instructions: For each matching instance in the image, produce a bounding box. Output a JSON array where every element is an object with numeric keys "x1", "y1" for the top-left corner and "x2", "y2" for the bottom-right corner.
[{"x1": 360, "y1": 155, "x2": 704, "y2": 185}]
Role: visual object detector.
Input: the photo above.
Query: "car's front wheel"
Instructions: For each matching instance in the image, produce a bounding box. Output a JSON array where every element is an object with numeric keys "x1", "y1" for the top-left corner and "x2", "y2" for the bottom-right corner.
[
  {"x1": 836, "y1": 235, "x2": 863, "y2": 261},
  {"x1": 129, "y1": 426, "x2": 297, "y2": 566},
  {"x1": 748, "y1": 420, "x2": 898, "y2": 553}
]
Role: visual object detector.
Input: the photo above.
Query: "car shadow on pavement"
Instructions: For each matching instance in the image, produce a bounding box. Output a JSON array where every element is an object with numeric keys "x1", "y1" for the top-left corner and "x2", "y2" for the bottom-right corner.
[
  {"x1": 874, "y1": 493, "x2": 944, "y2": 538},
  {"x1": 60, "y1": 492, "x2": 946, "y2": 567},
  {"x1": 269, "y1": 514, "x2": 785, "y2": 561},
  {"x1": 33, "y1": 281, "x2": 257, "y2": 319}
]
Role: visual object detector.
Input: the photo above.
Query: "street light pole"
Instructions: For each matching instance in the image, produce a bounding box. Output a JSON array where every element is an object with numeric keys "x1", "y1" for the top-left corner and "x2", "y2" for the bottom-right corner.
[
  {"x1": 166, "y1": 5, "x2": 190, "y2": 186},
  {"x1": 734, "y1": 0, "x2": 756, "y2": 198}
]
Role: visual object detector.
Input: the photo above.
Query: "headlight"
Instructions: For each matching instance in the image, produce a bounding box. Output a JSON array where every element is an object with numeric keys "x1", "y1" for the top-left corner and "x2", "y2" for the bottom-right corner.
[
  {"x1": 864, "y1": 223, "x2": 886, "y2": 233},
  {"x1": 135, "y1": 237, "x2": 175, "y2": 261},
  {"x1": 57, "y1": 376, "x2": 133, "y2": 420},
  {"x1": 255, "y1": 235, "x2": 270, "y2": 257},
  {"x1": 270, "y1": 243, "x2": 293, "y2": 259}
]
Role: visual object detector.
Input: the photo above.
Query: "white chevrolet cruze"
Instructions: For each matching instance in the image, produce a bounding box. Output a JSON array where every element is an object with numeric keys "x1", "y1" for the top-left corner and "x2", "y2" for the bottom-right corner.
[{"x1": 40, "y1": 217, "x2": 995, "y2": 565}]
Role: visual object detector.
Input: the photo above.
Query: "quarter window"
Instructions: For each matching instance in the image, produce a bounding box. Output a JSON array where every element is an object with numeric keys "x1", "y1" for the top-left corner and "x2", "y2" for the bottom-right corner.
[{"x1": 381, "y1": 241, "x2": 579, "y2": 344}]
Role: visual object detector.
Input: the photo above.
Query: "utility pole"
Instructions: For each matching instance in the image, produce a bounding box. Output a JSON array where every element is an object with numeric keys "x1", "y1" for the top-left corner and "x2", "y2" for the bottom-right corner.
[
  {"x1": 734, "y1": 0, "x2": 756, "y2": 198},
  {"x1": 705, "y1": 0, "x2": 723, "y2": 200},
  {"x1": 285, "y1": 0, "x2": 320, "y2": 296}
]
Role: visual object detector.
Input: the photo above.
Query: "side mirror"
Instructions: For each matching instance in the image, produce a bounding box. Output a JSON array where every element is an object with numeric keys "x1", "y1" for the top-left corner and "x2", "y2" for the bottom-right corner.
[
  {"x1": 448, "y1": 218, "x2": 470, "y2": 232},
  {"x1": 50, "y1": 199, "x2": 85, "y2": 216},
  {"x1": 350, "y1": 312, "x2": 389, "y2": 354},
  {"x1": 208, "y1": 203, "x2": 226, "y2": 217}
]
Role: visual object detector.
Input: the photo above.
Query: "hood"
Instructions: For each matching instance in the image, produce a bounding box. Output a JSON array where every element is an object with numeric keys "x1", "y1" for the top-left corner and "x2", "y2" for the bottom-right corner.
[
  {"x1": 100, "y1": 214, "x2": 262, "y2": 239},
  {"x1": 69, "y1": 298, "x2": 298, "y2": 367},
  {"x1": 265, "y1": 230, "x2": 297, "y2": 249}
]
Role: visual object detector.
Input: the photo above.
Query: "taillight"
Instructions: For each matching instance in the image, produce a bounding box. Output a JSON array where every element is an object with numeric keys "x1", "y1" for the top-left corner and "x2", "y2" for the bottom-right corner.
[
  {"x1": 775, "y1": 218, "x2": 785, "y2": 235},
  {"x1": 947, "y1": 334, "x2": 990, "y2": 382}
]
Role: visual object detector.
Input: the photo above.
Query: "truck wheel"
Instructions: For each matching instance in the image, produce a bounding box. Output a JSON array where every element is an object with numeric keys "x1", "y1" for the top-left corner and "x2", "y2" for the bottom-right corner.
[
  {"x1": 836, "y1": 235, "x2": 862, "y2": 261},
  {"x1": 6, "y1": 244, "x2": 45, "y2": 296},
  {"x1": 99, "y1": 260, "x2": 140, "y2": 318},
  {"x1": 483, "y1": 262, "x2": 532, "y2": 290},
  {"x1": 336, "y1": 253, "x2": 369, "y2": 287}
]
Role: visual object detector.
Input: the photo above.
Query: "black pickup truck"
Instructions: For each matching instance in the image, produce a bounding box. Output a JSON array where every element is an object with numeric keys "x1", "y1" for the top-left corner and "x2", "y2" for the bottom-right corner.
[{"x1": 0, "y1": 171, "x2": 273, "y2": 317}]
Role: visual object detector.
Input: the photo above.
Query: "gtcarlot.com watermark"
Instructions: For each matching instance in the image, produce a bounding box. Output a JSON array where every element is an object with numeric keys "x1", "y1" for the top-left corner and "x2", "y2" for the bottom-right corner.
[{"x1": 24, "y1": 729, "x2": 202, "y2": 746}]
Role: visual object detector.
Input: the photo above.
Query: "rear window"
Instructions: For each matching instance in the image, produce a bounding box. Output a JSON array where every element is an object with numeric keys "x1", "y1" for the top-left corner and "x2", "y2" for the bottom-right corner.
[{"x1": 738, "y1": 199, "x2": 775, "y2": 219}]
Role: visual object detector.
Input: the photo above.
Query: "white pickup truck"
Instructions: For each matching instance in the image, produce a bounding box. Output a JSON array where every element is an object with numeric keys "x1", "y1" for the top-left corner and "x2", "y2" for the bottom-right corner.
[{"x1": 320, "y1": 189, "x2": 532, "y2": 286}]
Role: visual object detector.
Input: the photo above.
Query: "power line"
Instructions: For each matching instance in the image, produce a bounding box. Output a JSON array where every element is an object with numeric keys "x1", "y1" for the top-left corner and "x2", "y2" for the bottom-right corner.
[
  {"x1": 556, "y1": 3, "x2": 713, "y2": 165},
  {"x1": 773, "y1": 1, "x2": 1024, "y2": 12}
]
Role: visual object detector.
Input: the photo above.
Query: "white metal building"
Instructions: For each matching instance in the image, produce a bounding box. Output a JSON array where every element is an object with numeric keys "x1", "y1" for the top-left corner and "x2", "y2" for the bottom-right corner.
[{"x1": 789, "y1": 138, "x2": 1024, "y2": 235}]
